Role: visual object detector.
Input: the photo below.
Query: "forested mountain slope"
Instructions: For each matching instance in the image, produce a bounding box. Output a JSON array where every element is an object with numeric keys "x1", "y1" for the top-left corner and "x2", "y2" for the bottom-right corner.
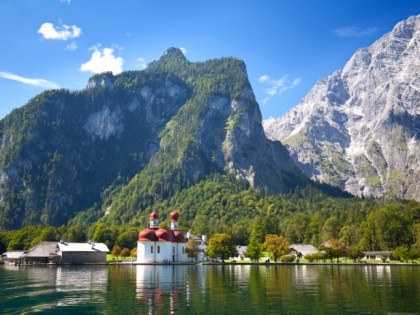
[{"x1": 0, "y1": 48, "x2": 310, "y2": 229}]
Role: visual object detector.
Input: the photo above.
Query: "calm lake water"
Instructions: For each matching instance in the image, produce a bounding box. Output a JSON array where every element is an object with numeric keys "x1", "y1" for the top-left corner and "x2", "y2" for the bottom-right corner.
[{"x1": 0, "y1": 264, "x2": 419, "y2": 314}]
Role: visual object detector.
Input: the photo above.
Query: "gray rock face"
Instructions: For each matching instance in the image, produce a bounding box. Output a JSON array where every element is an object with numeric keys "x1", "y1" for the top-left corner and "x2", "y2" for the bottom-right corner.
[
  {"x1": 84, "y1": 106, "x2": 124, "y2": 140},
  {"x1": 86, "y1": 73, "x2": 114, "y2": 90},
  {"x1": 263, "y1": 15, "x2": 420, "y2": 201},
  {"x1": 196, "y1": 93, "x2": 303, "y2": 193}
]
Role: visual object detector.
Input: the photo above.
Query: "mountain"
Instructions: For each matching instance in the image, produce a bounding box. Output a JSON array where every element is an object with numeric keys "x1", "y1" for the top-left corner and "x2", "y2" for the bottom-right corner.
[
  {"x1": 263, "y1": 15, "x2": 420, "y2": 201},
  {"x1": 0, "y1": 48, "x2": 309, "y2": 230}
]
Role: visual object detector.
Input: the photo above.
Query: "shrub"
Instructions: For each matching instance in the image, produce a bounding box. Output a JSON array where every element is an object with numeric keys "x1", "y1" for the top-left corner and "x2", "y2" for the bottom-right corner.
[{"x1": 281, "y1": 255, "x2": 295, "y2": 263}]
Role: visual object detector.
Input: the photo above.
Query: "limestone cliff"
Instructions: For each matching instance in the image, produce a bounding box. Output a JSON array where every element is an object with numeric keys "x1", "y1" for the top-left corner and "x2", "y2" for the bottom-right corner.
[{"x1": 264, "y1": 15, "x2": 420, "y2": 201}]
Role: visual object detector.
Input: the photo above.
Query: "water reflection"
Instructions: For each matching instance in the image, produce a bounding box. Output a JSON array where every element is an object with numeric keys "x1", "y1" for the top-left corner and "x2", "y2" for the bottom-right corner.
[
  {"x1": 136, "y1": 265, "x2": 198, "y2": 314},
  {"x1": 0, "y1": 265, "x2": 109, "y2": 314},
  {"x1": 134, "y1": 264, "x2": 420, "y2": 315},
  {"x1": 1, "y1": 264, "x2": 419, "y2": 314},
  {"x1": 55, "y1": 266, "x2": 108, "y2": 306}
]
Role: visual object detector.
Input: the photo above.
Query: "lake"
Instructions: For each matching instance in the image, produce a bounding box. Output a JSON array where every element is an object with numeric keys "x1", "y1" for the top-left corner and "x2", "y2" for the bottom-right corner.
[{"x1": 0, "y1": 264, "x2": 419, "y2": 314}]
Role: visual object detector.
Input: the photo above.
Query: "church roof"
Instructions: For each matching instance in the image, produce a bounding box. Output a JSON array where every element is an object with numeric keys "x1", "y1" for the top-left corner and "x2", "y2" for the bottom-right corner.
[
  {"x1": 170, "y1": 210, "x2": 179, "y2": 221},
  {"x1": 139, "y1": 210, "x2": 185, "y2": 242},
  {"x1": 150, "y1": 210, "x2": 159, "y2": 220},
  {"x1": 138, "y1": 228, "x2": 185, "y2": 243}
]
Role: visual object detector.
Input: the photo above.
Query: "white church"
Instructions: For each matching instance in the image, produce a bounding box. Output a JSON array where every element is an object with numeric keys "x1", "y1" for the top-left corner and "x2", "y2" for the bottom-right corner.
[{"x1": 137, "y1": 210, "x2": 207, "y2": 263}]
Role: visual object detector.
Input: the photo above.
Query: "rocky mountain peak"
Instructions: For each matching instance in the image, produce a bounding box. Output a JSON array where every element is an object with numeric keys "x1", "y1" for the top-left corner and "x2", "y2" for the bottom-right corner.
[
  {"x1": 264, "y1": 14, "x2": 420, "y2": 201},
  {"x1": 160, "y1": 47, "x2": 187, "y2": 62},
  {"x1": 86, "y1": 72, "x2": 115, "y2": 90},
  {"x1": 0, "y1": 47, "x2": 309, "y2": 229}
]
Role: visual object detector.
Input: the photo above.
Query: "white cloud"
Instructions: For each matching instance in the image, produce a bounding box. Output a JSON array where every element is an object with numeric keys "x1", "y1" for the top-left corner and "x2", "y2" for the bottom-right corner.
[
  {"x1": 259, "y1": 75, "x2": 270, "y2": 83},
  {"x1": 60, "y1": 0, "x2": 71, "y2": 3},
  {"x1": 112, "y1": 44, "x2": 124, "y2": 53},
  {"x1": 65, "y1": 41, "x2": 77, "y2": 51},
  {"x1": 38, "y1": 22, "x2": 81, "y2": 41},
  {"x1": 80, "y1": 47, "x2": 124, "y2": 75},
  {"x1": 137, "y1": 57, "x2": 148, "y2": 70},
  {"x1": 89, "y1": 43, "x2": 101, "y2": 51},
  {"x1": 0, "y1": 72, "x2": 60, "y2": 89},
  {"x1": 180, "y1": 47, "x2": 187, "y2": 55},
  {"x1": 333, "y1": 27, "x2": 378, "y2": 37},
  {"x1": 259, "y1": 74, "x2": 301, "y2": 104}
]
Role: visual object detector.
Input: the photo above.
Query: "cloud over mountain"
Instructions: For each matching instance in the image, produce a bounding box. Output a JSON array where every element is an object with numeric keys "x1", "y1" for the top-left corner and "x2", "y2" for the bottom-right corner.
[{"x1": 80, "y1": 47, "x2": 124, "y2": 75}]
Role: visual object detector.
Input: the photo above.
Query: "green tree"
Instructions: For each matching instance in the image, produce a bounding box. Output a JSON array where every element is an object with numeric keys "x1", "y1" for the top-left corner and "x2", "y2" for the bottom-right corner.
[
  {"x1": 410, "y1": 222, "x2": 420, "y2": 250},
  {"x1": 409, "y1": 244, "x2": 420, "y2": 263},
  {"x1": 130, "y1": 247, "x2": 137, "y2": 258},
  {"x1": 375, "y1": 205, "x2": 412, "y2": 249},
  {"x1": 244, "y1": 238, "x2": 262, "y2": 263},
  {"x1": 305, "y1": 252, "x2": 326, "y2": 263},
  {"x1": 322, "y1": 217, "x2": 341, "y2": 242},
  {"x1": 185, "y1": 238, "x2": 199, "y2": 260},
  {"x1": 318, "y1": 244, "x2": 335, "y2": 263},
  {"x1": 328, "y1": 238, "x2": 347, "y2": 263},
  {"x1": 262, "y1": 234, "x2": 289, "y2": 262},
  {"x1": 393, "y1": 246, "x2": 410, "y2": 262},
  {"x1": 62, "y1": 225, "x2": 87, "y2": 242},
  {"x1": 206, "y1": 233, "x2": 237, "y2": 262},
  {"x1": 304, "y1": 253, "x2": 317, "y2": 262},
  {"x1": 111, "y1": 245, "x2": 122, "y2": 258},
  {"x1": 307, "y1": 212, "x2": 325, "y2": 245},
  {"x1": 249, "y1": 216, "x2": 267, "y2": 244},
  {"x1": 280, "y1": 255, "x2": 295, "y2": 263},
  {"x1": 120, "y1": 248, "x2": 131, "y2": 258},
  {"x1": 0, "y1": 231, "x2": 8, "y2": 254},
  {"x1": 158, "y1": 221, "x2": 169, "y2": 229},
  {"x1": 339, "y1": 225, "x2": 359, "y2": 246},
  {"x1": 117, "y1": 228, "x2": 138, "y2": 249},
  {"x1": 92, "y1": 223, "x2": 116, "y2": 248},
  {"x1": 358, "y1": 217, "x2": 381, "y2": 251},
  {"x1": 284, "y1": 212, "x2": 309, "y2": 243},
  {"x1": 31, "y1": 226, "x2": 59, "y2": 247},
  {"x1": 346, "y1": 245, "x2": 364, "y2": 263}
]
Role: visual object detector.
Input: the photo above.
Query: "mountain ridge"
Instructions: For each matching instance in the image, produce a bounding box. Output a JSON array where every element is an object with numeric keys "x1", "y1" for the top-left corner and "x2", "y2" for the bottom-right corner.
[
  {"x1": 264, "y1": 15, "x2": 420, "y2": 201},
  {"x1": 0, "y1": 48, "x2": 310, "y2": 229}
]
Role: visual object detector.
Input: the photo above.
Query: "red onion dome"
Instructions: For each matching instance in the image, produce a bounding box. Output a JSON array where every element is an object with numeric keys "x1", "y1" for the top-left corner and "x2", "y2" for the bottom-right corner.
[
  {"x1": 139, "y1": 228, "x2": 158, "y2": 241},
  {"x1": 150, "y1": 210, "x2": 159, "y2": 220},
  {"x1": 155, "y1": 228, "x2": 171, "y2": 241},
  {"x1": 170, "y1": 210, "x2": 179, "y2": 222},
  {"x1": 173, "y1": 230, "x2": 185, "y2": 243}
]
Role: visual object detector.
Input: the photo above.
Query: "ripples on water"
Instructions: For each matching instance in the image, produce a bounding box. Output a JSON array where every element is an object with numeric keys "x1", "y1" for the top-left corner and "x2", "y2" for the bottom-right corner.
[{"x1": 0, "y1": 264, "x2": 419, "y2": 314}]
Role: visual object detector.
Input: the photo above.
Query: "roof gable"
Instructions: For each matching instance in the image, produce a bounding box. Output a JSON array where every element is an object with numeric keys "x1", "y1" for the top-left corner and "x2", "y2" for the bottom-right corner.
[
  {"x1": 289, "y1": 244, "x2": 318, "y2": 256},
  {"x1": 58, "y1": 242, "x2": 109, "y2": 252},
  {"x1": 2, "y1": 250, "x2": 27, "y2": 259},
  {"x1": 25, "y1": 241, "x2": 59, "y2": 257}
]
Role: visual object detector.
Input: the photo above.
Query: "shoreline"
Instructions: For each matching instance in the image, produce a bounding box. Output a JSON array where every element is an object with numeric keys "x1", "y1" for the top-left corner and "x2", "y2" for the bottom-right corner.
[{"x1": 2, "y1": 261, "x2": 418, "y2": 267}]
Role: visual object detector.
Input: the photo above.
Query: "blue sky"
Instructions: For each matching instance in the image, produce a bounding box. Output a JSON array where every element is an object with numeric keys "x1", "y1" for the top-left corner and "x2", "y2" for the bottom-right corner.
[{"x1": 1, "y1": 0, "x2": 419, "y2": 120}]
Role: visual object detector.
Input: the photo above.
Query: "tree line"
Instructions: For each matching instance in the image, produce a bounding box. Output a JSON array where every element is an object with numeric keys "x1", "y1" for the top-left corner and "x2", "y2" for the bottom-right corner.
[{"x1": 1, "y1": 176, "x2": 419, "y2": 260}]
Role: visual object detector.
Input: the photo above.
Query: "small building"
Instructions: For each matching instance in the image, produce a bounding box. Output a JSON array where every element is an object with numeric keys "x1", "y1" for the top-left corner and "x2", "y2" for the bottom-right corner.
[
  {"x1": 288, "y1": 244, "x2": 318, "y2": 258},
  {"x1": 24, "y1": 241, "x2": 60, "y2": 264},
  {"x1": 1, "y1": 250, "x2": 27, "y2": 264},
  {"x1": 362, "y1": 251, "x2": 393, "y2": 261},
  {"x1": 231, "y1": 246, "x2": 249, "y2": 260},
  {"x1": 57, "y1": 242, "x2": 109, "y2": 264},
  {"x1": 13, "y1": 241, "x2": 109, "y2": 264},
  {"x1": 186, "y1": 232, "x2": 208, "y2": 261}
]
